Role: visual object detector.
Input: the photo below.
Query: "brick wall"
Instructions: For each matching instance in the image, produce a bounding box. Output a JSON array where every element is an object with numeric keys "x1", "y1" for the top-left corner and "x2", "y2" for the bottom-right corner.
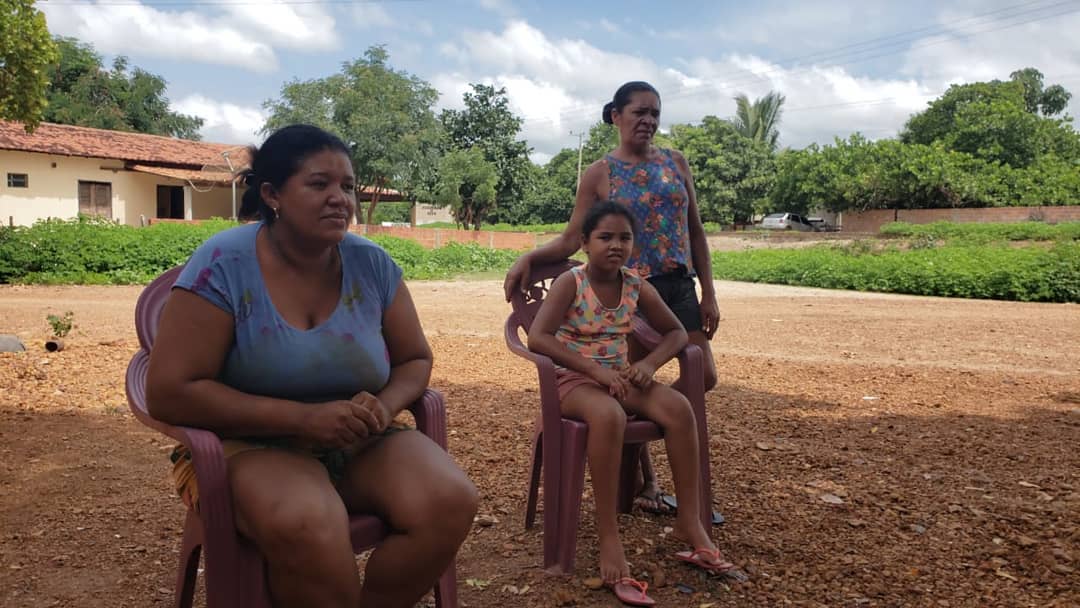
[
  {"x1": 351, "y1": 224, "x2": 538, "y2": 250},
  {"x1": 841, "y1": 206, "x2": 1080, "y2": 233}
]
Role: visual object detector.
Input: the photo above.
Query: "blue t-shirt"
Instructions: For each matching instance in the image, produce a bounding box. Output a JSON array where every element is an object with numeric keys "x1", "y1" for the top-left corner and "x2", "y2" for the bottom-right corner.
[{"x1": 173, "y1": 222, "x2": 403, "y2": 403}]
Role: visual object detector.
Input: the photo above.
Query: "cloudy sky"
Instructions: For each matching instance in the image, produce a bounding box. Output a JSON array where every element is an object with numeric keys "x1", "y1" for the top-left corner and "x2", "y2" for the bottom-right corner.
[{"x1": 40, "y1": 0, "x2": 1080, "y2": 163}]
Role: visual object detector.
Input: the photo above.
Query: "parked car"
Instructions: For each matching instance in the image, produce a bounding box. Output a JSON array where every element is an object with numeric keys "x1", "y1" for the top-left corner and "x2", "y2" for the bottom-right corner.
[
  {"x1": 760, "y1": 212, "x2": 815, "y2": 231},
  {"x1": 806, "y1": 217, "x2": 838, "y2": 232}
]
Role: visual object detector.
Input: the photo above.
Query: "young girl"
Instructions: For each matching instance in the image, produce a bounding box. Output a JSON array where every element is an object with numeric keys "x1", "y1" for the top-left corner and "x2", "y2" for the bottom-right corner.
[{"x1": 527, "y1": 202, "x2": 737, "y2": 606}]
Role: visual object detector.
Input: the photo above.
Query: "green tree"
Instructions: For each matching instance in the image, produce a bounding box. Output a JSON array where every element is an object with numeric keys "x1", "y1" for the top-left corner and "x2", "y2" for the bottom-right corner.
[
  {"x1": 440, "y1": 84, "x2": 533, "y2": 224},
  {"x1": 0, "y1": 0, "x2": 58, "y2": 131},
  {"x1": 1009, "y1": 67, "x2": 1071, "y2": 116},
  {"x1": 42, "y1": 38, "x2": 203, "y2": 138},
  {"x1": 673, "y1": 117, "x2": 775, "y2": 224},
  {"x1": 901, "y1": 69, "x2": 1078, "y2": 168},
  {"x1": 263, "y1": 46, "x2": 442, "y2": 224},
  {"x1": 732, "y1": 91, "x2": 786, "y2": 151},
  {"x1": 434, "y1": 148, "x2": 499, "y2": 229}
]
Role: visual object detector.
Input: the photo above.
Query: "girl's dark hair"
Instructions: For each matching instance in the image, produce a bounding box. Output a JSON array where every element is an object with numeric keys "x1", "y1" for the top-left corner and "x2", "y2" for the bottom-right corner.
[
  {"x1": 582, "y1": 201, "x2": 638, "y2": 237},
  {"x1": 237, "y1": 124, "x2": 351, "y2": 224},
  {"x1": 602, "y1": 81, "x2": 661, "y2": 125}
]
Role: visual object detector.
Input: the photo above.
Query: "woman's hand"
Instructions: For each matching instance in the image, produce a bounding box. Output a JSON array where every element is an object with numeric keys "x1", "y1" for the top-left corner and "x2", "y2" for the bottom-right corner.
[
  {"x1": 503, "y1": 256, "x2": 531, "y2": 302},
  {"x1": 350, "y1": 391, "x2": 392, "y2": 435},
  {"x1": 700, "y1": 292, "x2": 720, "y2": 340},
  {"x1": 298, "y1": 400, "x2": 372, "y2": 449},
  {"x1": 621, "y1": 361, "x2": 657, "y2": 389}
]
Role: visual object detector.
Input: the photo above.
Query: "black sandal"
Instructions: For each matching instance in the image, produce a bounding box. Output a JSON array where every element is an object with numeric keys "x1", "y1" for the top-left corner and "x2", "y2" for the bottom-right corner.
[{"x1": 659, "y1": 493, "x2": 726, "y2": 526}]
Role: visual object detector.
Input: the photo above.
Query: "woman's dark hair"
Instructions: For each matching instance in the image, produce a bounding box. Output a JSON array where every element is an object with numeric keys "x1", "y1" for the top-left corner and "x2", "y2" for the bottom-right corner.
[
  {"x1": 582, "y1": 201, "x2": 639, "y2": 237},
  {"x1": 602, "y1": 81, "x2": 661, "y2": 125},
  {"x1": 237, "y1": 124, "x2": 351, "y2": 224}
]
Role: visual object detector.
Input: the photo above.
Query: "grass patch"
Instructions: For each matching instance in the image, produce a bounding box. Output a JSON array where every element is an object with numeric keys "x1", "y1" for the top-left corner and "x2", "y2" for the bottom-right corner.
[
  {"x1": 712, "y1": 241, "x2": 1079, "y2": 302},
  {"x1": 880, "y1": 221, "x2": 1080, "y2": 243}
]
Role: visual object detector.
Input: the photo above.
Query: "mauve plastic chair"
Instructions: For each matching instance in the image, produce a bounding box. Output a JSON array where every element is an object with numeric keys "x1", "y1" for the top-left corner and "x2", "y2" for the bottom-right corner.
[
  {"x1": 504, "y1": 260, "x2": 713, "y2": 575},
  {"x1": 125, "y1": 265, "x2": 458, "y2": 608}
]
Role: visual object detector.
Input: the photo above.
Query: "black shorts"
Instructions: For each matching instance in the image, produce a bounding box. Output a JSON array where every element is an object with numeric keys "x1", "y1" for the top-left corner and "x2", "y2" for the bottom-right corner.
[{"x1": 646, "y1": 269, "x2": 703, "y2": 333}]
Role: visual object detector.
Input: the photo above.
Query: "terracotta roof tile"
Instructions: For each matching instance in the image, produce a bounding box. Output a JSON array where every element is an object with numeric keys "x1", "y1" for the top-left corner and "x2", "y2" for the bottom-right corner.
[
  {"x1": 129, "y1": 164, "x2": 238, "y2": 184},
  {"x1": 0, "y1": 120, "x2": 251, "y2": 168}
]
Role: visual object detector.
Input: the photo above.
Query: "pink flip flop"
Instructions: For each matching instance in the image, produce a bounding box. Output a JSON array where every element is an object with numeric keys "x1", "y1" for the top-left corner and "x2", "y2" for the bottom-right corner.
[
  {"x1": 674, "y1": 547, "x2": 736, "y2": 574},
  {"x1": 606, "y1": 576, "x2": 656, "y2": 606}
]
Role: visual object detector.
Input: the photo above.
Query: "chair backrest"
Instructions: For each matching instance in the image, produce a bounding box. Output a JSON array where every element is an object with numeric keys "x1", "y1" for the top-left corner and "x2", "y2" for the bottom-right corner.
[
  {"x1": 509, "y1": 259, "x2": 580, "y2": 333},
  {"x1": 135, "y1": 265, "x2": 185, "y2": 352}
]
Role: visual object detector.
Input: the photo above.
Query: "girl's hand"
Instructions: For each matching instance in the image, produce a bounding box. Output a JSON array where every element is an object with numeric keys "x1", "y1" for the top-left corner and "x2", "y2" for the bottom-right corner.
[
  {"x1": 621, "y1": 361, "x2": 656, "y2": 389},
  {"x1": 592, "y1": 367, "x2": 631, "y2": 401}
]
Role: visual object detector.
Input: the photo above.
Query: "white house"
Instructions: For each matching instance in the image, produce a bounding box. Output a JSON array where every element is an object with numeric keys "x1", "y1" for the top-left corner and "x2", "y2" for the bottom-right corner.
[{"x1": 0, "y1": 121, "x2": 250, "y2": 227}]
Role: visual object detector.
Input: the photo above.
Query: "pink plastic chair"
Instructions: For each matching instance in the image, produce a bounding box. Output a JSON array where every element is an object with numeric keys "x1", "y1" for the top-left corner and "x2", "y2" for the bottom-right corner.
[
  {"x1": 125, "y1": 265, "x2": 458, "y2": 608},
  {"x1": 504, "y1": 260, "x2": 713, "y2": 575}
]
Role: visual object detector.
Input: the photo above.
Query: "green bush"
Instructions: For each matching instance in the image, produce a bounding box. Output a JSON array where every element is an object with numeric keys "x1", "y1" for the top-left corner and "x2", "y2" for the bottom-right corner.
[
  {"x1": 0, "y1": 217, "x2": 520, "y2": 284},
  {"x1": 712, "y1": 241, "x2": 1079, "y2": 302},
  {"x1": 880, "y1": 220, "x2": 1080, "y2": 242}
]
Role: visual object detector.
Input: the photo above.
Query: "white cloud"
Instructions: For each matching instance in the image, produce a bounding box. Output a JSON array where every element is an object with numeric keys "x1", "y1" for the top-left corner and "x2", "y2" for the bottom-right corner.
[
  {"x1": 430, "y1": 20, "x2": 943, "y2": 159},
  {"x1": 352, "y1": 4, "x2": 395, "y2": 29},
  {"x1": 173, "y1": 95, "x2": 268, "y2": 145},
  {"x1": 41, "y1": 0, "x2": 342, "y2": 72},
  {"x1": 42, "y1": 3, "x2": 279, "y2": 72},
  {"x1": 221, "y1": 4, "x2": 339, "y2": 51}
]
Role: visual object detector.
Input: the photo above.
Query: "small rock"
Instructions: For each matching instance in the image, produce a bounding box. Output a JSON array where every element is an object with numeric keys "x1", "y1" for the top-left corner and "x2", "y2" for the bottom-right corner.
[
  {"x1": 582, "y1": 577, "x2": 603, "y2": 590},
  {"x1": 474, "y1": 514, "x2": 498, "y2": 527},
  {"x1": 1051, "y1": 564, "x2": 1075, "y2": 575},
  {"x1": 675, "y1": 583, "x2": 694, "y2": 594},
  {"x1": 1051, "y1": 548, "x2": 1073, "y2": 562},
  {"x1": 0, "y1": 335, "x2": 25, "y2": 352},
  {"x1": 910, "y1": 524, "x2": 927, "y2": 535},
  {"x1": 755, "y1": 442, "x2": 773, "y2": 451},
  {"x1": 847, "y1": 519, "x2": 867, "y2": 528},
  {"x1": 1015, "y1": 535, "x2": 1038, "y2": 548},
  {"x1": 819, "y1": 493, "x2": 845, "y2": 505}
]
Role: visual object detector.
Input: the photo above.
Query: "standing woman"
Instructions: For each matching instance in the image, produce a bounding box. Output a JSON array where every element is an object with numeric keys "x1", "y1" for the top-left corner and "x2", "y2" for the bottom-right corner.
[{"x1": 504, "y1": 81, "x2": 720, "y2": 516}]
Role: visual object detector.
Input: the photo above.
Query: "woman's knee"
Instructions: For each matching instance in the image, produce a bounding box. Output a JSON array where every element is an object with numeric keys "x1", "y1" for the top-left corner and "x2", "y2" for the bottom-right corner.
[
  {"x1": 252, "y1": 492, "x2": 351, "y2": 557},
  {"x1": 703, "y1": 368, "x2": 718, "y2": 392},
  {"x1": 384, "y1": 457, "x2": 478, "y2": 539}
]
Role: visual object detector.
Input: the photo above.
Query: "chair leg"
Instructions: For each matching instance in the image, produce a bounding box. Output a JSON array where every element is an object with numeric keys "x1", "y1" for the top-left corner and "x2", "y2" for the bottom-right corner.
[
  {"x1": 433, "y1": 560, "x2": 458, "y2": 608},
  {"x1": 174, "y1": 511, "x2": 202, "y2": 608},
  {"x1": 616, "y1": 444, "x2": 643, "y2": 514},
  {"x1": 525, "y1": 433, "x2": 542, "y2": 530},
  {"x1": 552, "y1": 422, "x2": 588, "y2": 575}
]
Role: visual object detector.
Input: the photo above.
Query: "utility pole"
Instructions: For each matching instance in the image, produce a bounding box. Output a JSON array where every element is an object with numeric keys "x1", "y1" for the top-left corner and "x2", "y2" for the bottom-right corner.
[{"x1": 570, "y1": 129, "x2": 586, "y2": 189}]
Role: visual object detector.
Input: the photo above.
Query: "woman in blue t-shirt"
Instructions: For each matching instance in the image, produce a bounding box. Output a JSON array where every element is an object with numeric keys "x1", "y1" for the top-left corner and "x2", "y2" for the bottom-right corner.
[{"x1": 146, "y1": 125, "x2": 478, "y2": 608}]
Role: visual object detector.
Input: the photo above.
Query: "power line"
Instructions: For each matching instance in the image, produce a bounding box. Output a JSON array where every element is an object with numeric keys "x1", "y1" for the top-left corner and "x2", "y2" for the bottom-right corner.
[{"x1": 514, "y1": 0, "x2": 1080, "y2": 131}]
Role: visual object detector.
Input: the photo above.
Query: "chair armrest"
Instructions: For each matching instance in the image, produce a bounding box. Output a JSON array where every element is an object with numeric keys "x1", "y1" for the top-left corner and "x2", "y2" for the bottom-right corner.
[
  {"x1": 124, "y1": 350, "x2": 241, "y2": 564},
  {"x1": 631, "y1": 317, "x2": 704, "y2": 399},
  {"x1": 504, "y1": 315, "x2": 565, "y2": 440},
  {"x1": 407, "y1": 389, "x2": 448, "y2": 451}
]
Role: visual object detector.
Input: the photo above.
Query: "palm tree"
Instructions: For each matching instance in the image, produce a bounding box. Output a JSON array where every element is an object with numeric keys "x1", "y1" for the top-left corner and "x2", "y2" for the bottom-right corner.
[{"x1": 732, "y1": 91, "x2": 786, "y2": 151}]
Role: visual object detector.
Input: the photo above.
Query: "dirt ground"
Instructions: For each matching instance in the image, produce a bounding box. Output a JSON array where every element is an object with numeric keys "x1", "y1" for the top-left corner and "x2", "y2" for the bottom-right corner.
[{"x1": 1, "y1": 280, "x2": 1078, "y2": 608}]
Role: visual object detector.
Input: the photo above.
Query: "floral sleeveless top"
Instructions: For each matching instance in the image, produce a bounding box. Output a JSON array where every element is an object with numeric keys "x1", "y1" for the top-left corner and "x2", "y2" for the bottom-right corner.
[
  {"x1": 604, "y1": 148, "x2": 693, "y2": 278},
  {"x1": 554, "y1": 265, "x2": 642, "y2": 370}
]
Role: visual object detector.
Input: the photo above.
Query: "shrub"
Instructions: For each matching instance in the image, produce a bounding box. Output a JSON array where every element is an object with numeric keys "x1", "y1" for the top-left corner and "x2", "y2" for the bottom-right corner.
[{"x1": 712, "y1": 241, "x2": 1079, "y2": 302}]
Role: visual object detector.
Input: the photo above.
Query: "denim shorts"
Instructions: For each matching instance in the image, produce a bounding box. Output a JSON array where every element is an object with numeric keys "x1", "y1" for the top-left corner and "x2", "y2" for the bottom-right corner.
[{"x1": 647, "y1": 268, "x2": 703, "y2": 333}]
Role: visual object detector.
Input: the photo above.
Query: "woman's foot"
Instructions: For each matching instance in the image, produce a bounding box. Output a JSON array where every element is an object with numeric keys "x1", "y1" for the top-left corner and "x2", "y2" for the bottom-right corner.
[
  {"x1": 633, "y1": 484, "x2": 675, "y2": 515},
  {"x1": 598, "y1": 534, "x2": 630, "y2": 585}
]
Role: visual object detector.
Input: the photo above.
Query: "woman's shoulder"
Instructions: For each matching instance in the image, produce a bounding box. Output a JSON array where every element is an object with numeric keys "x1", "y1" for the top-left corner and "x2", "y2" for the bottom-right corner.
[
  {"x1": 188, "y1": 222, "x2": 259, "y2": 263},
  {"x1": 340, "y1": 231, "x2": 399, "y2": 263}
]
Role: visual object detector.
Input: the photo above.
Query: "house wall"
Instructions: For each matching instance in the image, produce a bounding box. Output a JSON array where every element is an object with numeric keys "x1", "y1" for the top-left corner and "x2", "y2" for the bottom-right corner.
[
  {"x1": 0, "y1": 150, "x2": 238, "y2": 226},
  {"x1": 412, "y1": 202, "x2": 455, "y2": 226}
]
